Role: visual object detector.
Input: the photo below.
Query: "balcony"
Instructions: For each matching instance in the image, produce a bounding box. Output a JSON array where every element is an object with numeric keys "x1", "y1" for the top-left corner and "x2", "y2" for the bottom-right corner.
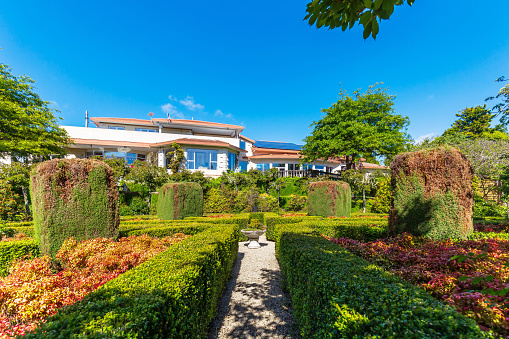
[{"x1": 277, "y1": 169, "x2": 341, "y2": 180}]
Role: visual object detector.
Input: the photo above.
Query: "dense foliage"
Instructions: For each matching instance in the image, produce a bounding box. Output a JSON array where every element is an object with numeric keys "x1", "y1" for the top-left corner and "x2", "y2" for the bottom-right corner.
[
  {"x1": 332, "y1": 232, "x2": 509, "y2": 336},
  {"x1": 23, "y1": 225, "x2": 238, "y2": 339},
  {"x1": 308, "y1": 181, "x2": 351, "y2": 217},
  {"x1": 275, "y1": 224, "x2": 486, "y2": 338},
  {"x1": 305, "y1": 0, "x2": 415, "y2": 39},
  {"x1": 301, "y1": 84, "x2": 410, "y2": 169},
  {"x1": 0, "y1": 64, "x2": 70, "y2": 158},
  {"x1": 30, "y1": 159, "x2": 119, "y2": 258},
  {"x1": 390, "y1": 147, "x2": 474, "y2": 240},
  {"x1": 0, "y1": 234, "x2": 186, "y2": 337},
  {"x1": 157, "y1": 182, "x2": 203, "y2": 220},
  {"x1": 0, "y1": 239, "x2": 39, "y2": 277}
]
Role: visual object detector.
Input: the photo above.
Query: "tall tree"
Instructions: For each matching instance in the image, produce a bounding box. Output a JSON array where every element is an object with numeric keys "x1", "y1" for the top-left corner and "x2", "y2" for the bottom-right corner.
[
  {"x1": 486, "y1": 76, "x2": 509, "y2": 126},
  {"x1": 305, "y1": 0, "x2": 415, "y2": 39},
  {"x1": 301, "y1": 83, "x2": 410, "y2": 169},
  {"x1": 442, "y1": 105, "x2": 508, "y2": 139},
  {"x1": 0, "y1": 64, "x2": 70, "y2": 158}
]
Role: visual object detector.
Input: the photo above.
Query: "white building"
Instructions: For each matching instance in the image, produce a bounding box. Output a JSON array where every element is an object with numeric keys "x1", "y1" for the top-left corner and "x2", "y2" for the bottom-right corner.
[{"x1": 5, "y1": 116, "x2": 387, "y2": 176}]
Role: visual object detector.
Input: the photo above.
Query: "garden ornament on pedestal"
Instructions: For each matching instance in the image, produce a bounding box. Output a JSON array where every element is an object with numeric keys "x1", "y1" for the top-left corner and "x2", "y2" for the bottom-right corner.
[{"x1": 241, "y1": 229, "x2": 266, "y2": 249}]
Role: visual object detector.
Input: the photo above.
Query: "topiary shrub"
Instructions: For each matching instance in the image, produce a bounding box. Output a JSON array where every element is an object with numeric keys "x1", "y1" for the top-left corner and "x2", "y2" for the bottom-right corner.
[
  {"x1": 157, "y1": 182, "x2": 203, "y2": 220},
  {"x1": 286, "y1": 194, "x2": 307, "y2": 212},
  {"x1": 389, "y1": 147, "x2": 474, "y2": 240},
  {"x1": 307, "y1": 181, "x2": 351, "y2": 218},
  {"x1": 30, "y1": 159, "x2": 119, "y2": 258}
]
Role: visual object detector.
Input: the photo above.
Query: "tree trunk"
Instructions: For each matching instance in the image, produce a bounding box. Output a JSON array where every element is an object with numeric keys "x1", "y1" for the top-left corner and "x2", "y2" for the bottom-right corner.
[
  {"x1": 362, "y1": 187, "x2": 366, "y2": 213},
  {"x1": 22, "y1": 186, "x2": 30, "y2": 215}
]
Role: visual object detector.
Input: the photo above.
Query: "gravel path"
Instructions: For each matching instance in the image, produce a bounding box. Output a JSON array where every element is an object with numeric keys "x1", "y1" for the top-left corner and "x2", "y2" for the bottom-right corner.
[{"x1": 208, "y1": 235, "x2": 299, "y2": 339}]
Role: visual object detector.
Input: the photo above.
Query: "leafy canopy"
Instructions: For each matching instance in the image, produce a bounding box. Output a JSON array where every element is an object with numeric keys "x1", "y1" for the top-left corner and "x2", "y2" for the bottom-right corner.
[
  {"x1": 301, "y1": 83, "x2": 410, "y2": 169},
  {"x1": 0, "y1": 64, "x2": 70, "y2": 158},
  {"x1": 305, "y1": 0, "x2": 415, "y2": 39},
  {"x1": 441, "y1": 104, "x2": 507, "y2": 140}
]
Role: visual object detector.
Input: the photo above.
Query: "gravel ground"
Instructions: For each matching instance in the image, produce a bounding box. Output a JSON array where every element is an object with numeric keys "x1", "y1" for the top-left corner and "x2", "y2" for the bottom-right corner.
[{"x1": 208, "y1": 235, "x2": 299, "y2": 339}]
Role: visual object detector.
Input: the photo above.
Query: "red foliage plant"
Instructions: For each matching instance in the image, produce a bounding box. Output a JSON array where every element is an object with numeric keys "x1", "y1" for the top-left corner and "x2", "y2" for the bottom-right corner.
[
  {"x1": 329, "y1": 233, "x2": 509, "y2": 336},
  {"x1": 0, "y1": 233, "x2": 188, "y2": 338}
]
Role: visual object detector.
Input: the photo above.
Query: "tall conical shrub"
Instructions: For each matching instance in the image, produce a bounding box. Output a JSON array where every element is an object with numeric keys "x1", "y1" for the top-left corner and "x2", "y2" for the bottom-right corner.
[
  {"x1": 389, "y1": 146, "x2": 474, "y2": 240},
  {"x1": 157, "y1": 182, "x2": 203, "y2": 220},
  {"x1": 308, "y1": 181, "x2": 351, "y2": 218},
  {"x1": 30, "y1": 159, "x2": 119, "y2": 258}
]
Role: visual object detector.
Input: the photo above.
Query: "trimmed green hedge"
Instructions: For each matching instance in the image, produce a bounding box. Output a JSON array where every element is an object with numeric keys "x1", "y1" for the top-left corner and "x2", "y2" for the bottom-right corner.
[
  {"x1": 157, "y1": 182, "x2": 203, "y2": 220},
  {"x1": 308, "y1": 181, "x2": 351, "y2": 218},
  {"x1": 265, "y1": 215, "x2": 321, "y2": 241},
  {"x1": 184, "y1": 215, "x2": 249, "y2": 229},
  {"x1": 468, "y1": 232, "x2": 509, "y2": 240},
  {"x1": 249, "y1": 212, "x2": 265, "y2": 225},
  {"x1": 276, "y1": 225, "x2": 489, "y2": 338},
  {"x1": 305, "y1": 218, "x2": 388, "y2": 241},
  {"x1": 121, "y1": 224, "x2": 210, "y2": 238},
  {"x1": 0, "y1": 239, "x2": 39, "y2": 277},
  {"x1": 24, "y1": 225, "x2": 238, "y2": 339},
  {"x1": 4, "y1": 226, "x2": 34, "y2": 237},
  {"x1": 30, "y1": 159, "x2": 119, "y2": 258}
]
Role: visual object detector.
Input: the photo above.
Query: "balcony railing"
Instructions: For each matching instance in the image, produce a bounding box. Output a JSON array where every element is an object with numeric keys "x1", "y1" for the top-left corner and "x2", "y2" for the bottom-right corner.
[{"x1": 277, "y1": 169, "x2": 341, "y2": 180}]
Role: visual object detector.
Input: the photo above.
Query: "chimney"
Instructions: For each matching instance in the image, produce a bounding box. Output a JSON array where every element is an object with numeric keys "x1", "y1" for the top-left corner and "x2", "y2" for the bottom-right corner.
[{"x1": 85, "y1": 110, "x2": 89, "y2": 128}]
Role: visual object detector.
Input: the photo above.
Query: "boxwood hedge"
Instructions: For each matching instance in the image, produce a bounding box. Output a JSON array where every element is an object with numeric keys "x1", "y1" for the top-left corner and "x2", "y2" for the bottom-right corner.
[
  {"x1": 24, "y1": 224, "x2": 238, "y2": 339},
  {"x1": 276, "y1": 224, "x2": 489, "y2": 338}
]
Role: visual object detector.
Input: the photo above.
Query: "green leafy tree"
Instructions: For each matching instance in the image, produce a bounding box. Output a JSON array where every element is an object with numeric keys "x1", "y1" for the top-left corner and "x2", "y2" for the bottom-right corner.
[
  {"x1": 0, "y1": 64, "x2": 70, "y2": 158},
  {"x1": 301, "y1": 83, "x2": 410, "y2": 170},
  {"x1": 124, "y1": 160, "x2": 169, "y2": 192},
  {"x1": 441, "y1": 105, "x2": 508, "y2": 140},
  {"x1": 166, "y1": 142, "x2": 184, "y2": 174},
  {"x1": 486, "y1": 76, "x2": 509, "y2": 126},
  {"x1": 305, "y1": 0, "x2": 415, "y2": 39}
]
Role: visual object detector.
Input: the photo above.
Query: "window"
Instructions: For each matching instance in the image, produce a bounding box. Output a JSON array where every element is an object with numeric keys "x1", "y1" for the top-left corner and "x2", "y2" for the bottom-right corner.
[
  {"x1": 187, "y1": 148, "x2": 218, "y2": 170},
  {"x1": 104, "y1": 151, "x2": 137, "y2": 164},
  {"x1": 256, "y1": 163, "x2": 270, "y2": 172},
  {"x1": 302, "y1": 164, "x2": 311, "y2": 170},
  {"x1": 135, "y1": 128, "x2": 157, "y2": 132},
  {"x1": 239, "y1": 161, "x2": 248, "y2": 171},
  {"x1": 137, "y1": 154, "x2": 146, "y2": 161},
  {"x1": 314, "y1": 165, "x2": 325, "y2": 171},
  {"x1": 108, "y1": 126, "x2": 125, "y2": 130},
  {"x1": 86, "y1": 151, "x2": 104, "y2": 158},
  {"x1": 240, "y1": 141, "x2": 246, "y2": 150},
  {"x1": 272, "y1": 163, "x2": 285, "y2": 171},
  {"x1": 228, "y1": 152, "x2": 237, "y2": 171}
]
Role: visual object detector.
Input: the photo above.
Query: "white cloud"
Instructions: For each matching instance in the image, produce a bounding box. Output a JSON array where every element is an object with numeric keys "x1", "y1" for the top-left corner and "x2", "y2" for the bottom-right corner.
[
  {"x1": 179, "y1": 96, "x2": 205, "y2": 111},
  {"x1": 415, "y1": 132, "x2": 435, "y2": 144},
  {"x1": 49, "y1": 100, "x2": 60, "y2": 108},
  {"x1": 214, "y1": 109, "x2": 232, "y2": 119},
  {"x1": 168, "y1": 95, "x2": 178, "y2": 101},
  {"x1": 161, "y1": 102, "x2": 184, "y2": 119}
]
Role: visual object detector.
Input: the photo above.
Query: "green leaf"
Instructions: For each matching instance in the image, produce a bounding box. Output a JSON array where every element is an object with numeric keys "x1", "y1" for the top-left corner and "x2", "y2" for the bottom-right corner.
[
  {"x1": 363, "y1": 0, "x2": 373, "y2": 8},
  {"x1": 373, "y1": 0, "x2": 384, "y2": 10},
  {"x1": 457, "y1": 276, "x2": 469, "y2": 282},
  {"x1": 484, "y1": 276, "x2": 494, "y2": 282},
  {"x1": 471, "y1": 277, "x2": 483, "y2": 285}
]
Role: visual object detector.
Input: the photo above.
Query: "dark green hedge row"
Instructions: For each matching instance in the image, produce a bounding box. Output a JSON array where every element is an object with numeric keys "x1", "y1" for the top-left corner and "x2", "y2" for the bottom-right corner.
[
  {"x1": 121, "y1": 224, "x2": 210, "y2": 238},
  {"x1": 120, "y1": 215, "x2": 159, "y2": 221},
  {"x1": 265, "y1": 216, "x2": 321, "y2": 241},
  {"x1": 4, "y1": 221, "x2": 34, "y2": 227},
  {"x1": 276, "y1": 226, "x2": 489, "y2": 338},
  {"x1": 0, "y1": 239, "x2": 39, "y2": 277},
  {"x1": 309, "y1": 218, "x2": 388, "y2": 241},
  {"x1": 3, "y1": 226, "x2": 34, "y2": 238},
  {"x1": 184, "y1": 215, "x2": 249, "y2": 229},
  {"x1": 25, "y1": 225, "x2": 239, "y2": 339}
]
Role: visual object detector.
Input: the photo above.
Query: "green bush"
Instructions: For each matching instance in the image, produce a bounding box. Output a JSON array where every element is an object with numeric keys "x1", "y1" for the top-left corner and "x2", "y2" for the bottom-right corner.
[
  {"x1": 390, "y1": 147, "x2": 474, "y2": 240},
  {"x1": 30, "y1": 159, "x2": 119, "y2": 258},
  {"x1": 276, "y1": 226, "x2": 488, "y2": 338},
  {"x1": 204, "y1": 187, "x2": 233, "y2": 213},
  {"x1": 308, "y1": 181, "x2": 351, "y2": 218},
  {"x1": 122, "y1": 224, "x2": 210, "y2": 238},
  {"x1": 371, "y1": 176, "x2": 391, "y2": 213},
  {"x1": 0, "y1": 239, "x2": 39, "y2": 276},
  {"x1": 24, "y1": 225, "x2": 238, "y2": 339},
  {"x1": 257, "y1": 193, "x2": 278, "y2": 212},
  {"x1": 286, "y1": 194, "x2": 307, "y2": 211},
  {"x1": 305, "y1": 217, "x2": 388, "y2": 241},
  {"x1": 473, "y1": 194, "x2": 507, "y2": 218},
  {"x1": 157, "y1": 182, "x2": 203, "y2": 220},
  {"x1": 150, "y1": 192, "x2": 159, "y2": 215},
  {"x1": 249, "y1": 212, "x2": 265, "y2": 225}
]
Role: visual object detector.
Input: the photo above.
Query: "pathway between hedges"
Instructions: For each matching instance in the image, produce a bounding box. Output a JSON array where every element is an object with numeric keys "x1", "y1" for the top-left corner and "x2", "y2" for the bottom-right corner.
[{"x1": 208, "y1": 235, "x2": 299, "y2": 339}]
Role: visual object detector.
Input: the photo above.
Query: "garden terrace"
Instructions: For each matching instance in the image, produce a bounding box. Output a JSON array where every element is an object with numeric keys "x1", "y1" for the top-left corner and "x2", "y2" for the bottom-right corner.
[
  {"x1": 271, "y1": 220, "x2": 490, "y2": 338},
  {"x1": 13, "y1": 225, "x2": 239, "y2": 338}
]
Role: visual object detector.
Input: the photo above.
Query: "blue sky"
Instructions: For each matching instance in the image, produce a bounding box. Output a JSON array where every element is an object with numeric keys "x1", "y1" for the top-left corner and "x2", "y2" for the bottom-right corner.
[{"x1": 1, "y1": 1, "x2": 508, "y2": 144}]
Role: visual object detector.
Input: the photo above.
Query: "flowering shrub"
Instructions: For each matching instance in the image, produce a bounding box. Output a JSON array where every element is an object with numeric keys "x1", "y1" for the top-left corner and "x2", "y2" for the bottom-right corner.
[
  {"x1": 0, "y1": 234, "x2": 188, "y2": 337},
  {"x1": 330, "y1": 233, "x2": 509, "y2": 336}
]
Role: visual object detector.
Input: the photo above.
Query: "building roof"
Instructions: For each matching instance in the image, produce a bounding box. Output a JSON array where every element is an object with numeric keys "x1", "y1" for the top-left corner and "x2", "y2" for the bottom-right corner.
[
  {"x1": 361, "y1": 162, "x2": 389, "y2": 170},
  {"x1": 253, "y1": 140, "x2": 302, "y2": 151},
  {"x1": 90, "y1": 117, "x2": 244, "y2": 131},
  {"x1": 239, "y1": 134, "x2": 255, "y2": 143},
  {"x1": 71, "y1": 138, "x2": 153, "y2": 148},
  {"x1": 152, "y1": 118, "x2": 244, "y2": 131},
  {"x1": 150, "y1": 138, "x2": 244, "y2": 152}
]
